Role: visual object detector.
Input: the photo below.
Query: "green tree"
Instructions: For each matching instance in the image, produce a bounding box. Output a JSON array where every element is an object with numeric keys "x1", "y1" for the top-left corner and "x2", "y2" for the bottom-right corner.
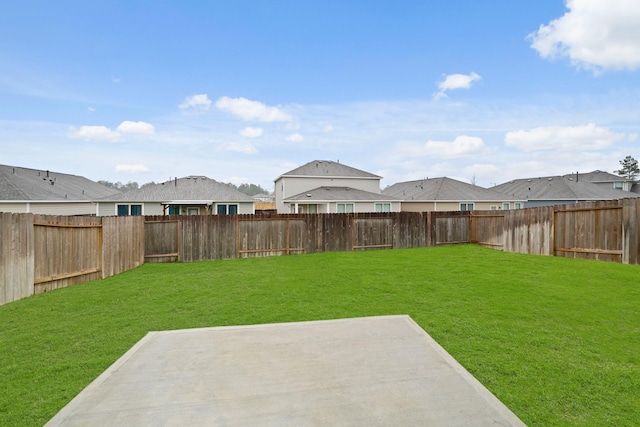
[
  {"x1": 615, "y1": 155, "x2": 639, "y2": 180},
  {"x1": 224, "y1": 182, "x2": 271, "y2": 196},
  {"x1": 97, "y1": 180, "x2": 141, "y2": 191}
]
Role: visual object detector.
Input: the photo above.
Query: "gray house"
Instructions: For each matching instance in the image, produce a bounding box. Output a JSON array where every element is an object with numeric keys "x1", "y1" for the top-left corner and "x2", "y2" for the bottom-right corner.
[
  {"x1": 492, "y1": 175, "x2": 638, "y2": 208},
  {"x1": 96, "y1": 176, "x2": 255, "y2": 216},
  {"x1": 274, "y1": 160, "x2": 399, "y2": 213},
  {"x1": 0, "y1": 164, "x2": 120, "y2": 215},
  {"x1": 383, "y1": 177, "x2": 524, "y2": 212}
]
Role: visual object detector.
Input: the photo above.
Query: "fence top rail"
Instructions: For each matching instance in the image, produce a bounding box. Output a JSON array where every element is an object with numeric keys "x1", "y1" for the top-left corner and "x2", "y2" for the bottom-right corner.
[
  {"x1": 33, "y1": 222, "x2": 102, "y2": 228},
  {"x1": 555, "y1": 206, "x2": 622, "y2": 213}
]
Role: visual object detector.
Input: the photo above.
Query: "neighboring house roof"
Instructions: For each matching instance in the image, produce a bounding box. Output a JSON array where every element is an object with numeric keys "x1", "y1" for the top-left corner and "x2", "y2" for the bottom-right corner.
[
  {"x1": 98, "y1": 176, "x2": 254, "y2": 202},
  {"x1": 276, "y1": 160, "x2": 381, "y2": 180},
  {"x1": 285, "y1": 186, "x2": 400, "y2": 202},
  {"x1": 492, "y1": 175, "x2": 638, "y2": 200},
  {"x1": 562, "y1": 170, "x2": 640, "y2": 194},
  {"x1": 0, "y1": 164, "x2": 120, "y2": 201},
  {"x1": 561, "y1": 170, "x2": 631, "y2": 183},
  {"x1": 383, "y1": 177, "x2": 518, "y2": 201}
]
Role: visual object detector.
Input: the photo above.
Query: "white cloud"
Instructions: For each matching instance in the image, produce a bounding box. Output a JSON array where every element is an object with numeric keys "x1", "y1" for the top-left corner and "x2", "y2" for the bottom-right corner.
[
  {"x1": 426, "y1": 135, "x2": 486, "y2": 157},
  {"x1": 323, "y1": 124, "x2": 334, "y2": 133},
  {"x1": 433, "y1": 72, "x2": 481, "y2": 100},
  {"x1": 69, "y1": 121, "x2": 155, "y2": 142},
  {"x1": 115, "y1": 164, "x2": 149, "y2": 173},
  {"x1": 505, "y1": 123, "x2": 626, "y2": 152},
  {"x1": 216, "y1": 96, "x2": 292, "y2": 122},
  {"x1": 224, "y1": 142, "x2": 257, "y2": 154},
  {"x1": 69, "y1": 125, "x2": 121, "y2": 142},
  {"x1": 397, "y1": 135, "x2": 487, "y2": 158},
  {"x1": 239, "y1": 127, "x2": 263, "y2": 138},
  {"x1": 528, "y1": 0, "x2": 640, "y2": 72},
  {"x1": 179, "y1": 94, "x2": 212, "y2": 110},
  {"x1": 286, "y1": 133, "x2": 304, "y2": 142},
  {"x1": 116, "y1": 121, "x2": 155, "y2": 135}
]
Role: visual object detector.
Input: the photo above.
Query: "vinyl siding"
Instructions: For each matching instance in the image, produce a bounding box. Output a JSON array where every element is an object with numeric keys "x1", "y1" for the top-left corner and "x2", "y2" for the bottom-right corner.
[
  {"x1": 0, "y1": 202, "x2": 96, "y2": 215},
  {"x1": 29, "y1": 202, "x2": 96, "y2": 215},
  {"x1": 400, "y1": 201, "x2": 518, "y2": 212},
  {"x1": 284, "y1": 201, "x2": 400, "y2": 213},
  {"x1": 97, "y1": 201, "x2": 253, "y2": 216},
  {"x1": 0, "y1": 203, "x2": 28, "y2": 213},
  {"x1": 275, "y1": 176, "x2": 381, "y2": 213}
]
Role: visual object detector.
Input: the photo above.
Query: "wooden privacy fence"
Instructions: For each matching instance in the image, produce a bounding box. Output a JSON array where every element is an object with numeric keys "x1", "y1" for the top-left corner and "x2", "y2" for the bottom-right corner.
[
  {"x1": 143, "y1": 212, "x2": 429, "y2": 262},
  {"x1": 1, "y1": 198, "x2": 639, "y2": 306},
  {"x1": 0, "y1": 213, "x2": 144, "y2": 306}
]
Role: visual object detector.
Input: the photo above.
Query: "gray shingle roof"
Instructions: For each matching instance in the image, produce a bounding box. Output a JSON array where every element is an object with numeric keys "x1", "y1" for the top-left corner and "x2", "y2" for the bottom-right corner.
[
  {"x1": 492, "y1": 175, "x2": 638, "y2": 200},
  {"x1": 561, "y1": 170, "x2": 630, "y2": 183},
  {"x1": 383, "y1": 177, "x2": 518, "y2": 201},
  {"x1": 277, "y1": 160, "x2": 381, "y2": 179},
  {"x1": 100, "y1": 176, "x2": 254, "y2": 202},
  {"x1": 0, "y1": 164, "x2": 121, "y2": 200},
  {"x1": 286, "y1": 186, "x2": 400, "y2": 202}
]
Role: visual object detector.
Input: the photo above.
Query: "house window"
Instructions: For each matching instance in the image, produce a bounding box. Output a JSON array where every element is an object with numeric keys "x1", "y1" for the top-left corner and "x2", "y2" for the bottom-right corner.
[
  {"x1": 614, "y1": 182, "x2": 623, "y2": 189},
  {"x1": 503, "y1": 203, "x2": 510, "y2": 210},
  {"x1": 117, "y1": 204, "x2": 142, "y2": 216},
  {"x1": 515, "y1": 202, "x2": 521, "y2": 209},
  {"x1": 375, "y1": 203, "x2": 390, "y2": 212},
  {"x1": 490, "y1": 205, "x2": 498, "y2": 211},
  {"x1": 337, "y1": 203, "x2": 354, "y2": 213},
  {"x1": 460, "y1": 203, "x2": 474, "y2": 211},
  {"x1": 217, "y1": 204, "x2": 239, "y2": 215},
  {"x1": 188, "y1": 208, "x2": 199, "y2": 215},
  {"x1": 169, "y1": 205, "x2": 179, "y2": 215}
]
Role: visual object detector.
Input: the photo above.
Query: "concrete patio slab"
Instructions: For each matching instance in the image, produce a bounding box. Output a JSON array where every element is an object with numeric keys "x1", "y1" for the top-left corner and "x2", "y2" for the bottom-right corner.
[{"x1": 46, "y1": 315, "x2": 526, "y2": 426}]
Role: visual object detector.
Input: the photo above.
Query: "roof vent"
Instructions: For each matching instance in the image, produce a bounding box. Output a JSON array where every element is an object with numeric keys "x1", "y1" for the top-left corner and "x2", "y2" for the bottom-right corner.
[{"x1": 306, "y1": 194, "x2": 312, "y2": 197}]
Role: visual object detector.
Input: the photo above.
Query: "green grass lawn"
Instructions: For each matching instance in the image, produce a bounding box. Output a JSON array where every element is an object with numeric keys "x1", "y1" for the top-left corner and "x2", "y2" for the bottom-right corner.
[{"x1": 1, "y1": 245, "x2": 639, "y2": 426}]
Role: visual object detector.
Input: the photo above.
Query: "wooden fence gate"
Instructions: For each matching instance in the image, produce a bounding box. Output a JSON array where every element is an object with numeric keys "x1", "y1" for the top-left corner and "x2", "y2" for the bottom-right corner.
[
  {"x1": 553, "y1": 202, "x2": 623, "y2": 262},
  {"x1": 32, "y1": 215, "x2": 103, "y2": 294}
]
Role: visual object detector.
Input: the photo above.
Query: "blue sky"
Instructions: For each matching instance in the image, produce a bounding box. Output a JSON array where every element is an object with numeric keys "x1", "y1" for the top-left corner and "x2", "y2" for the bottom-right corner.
[{"x1": 1, "y1": 0, "x2": 639, "y2": 190}]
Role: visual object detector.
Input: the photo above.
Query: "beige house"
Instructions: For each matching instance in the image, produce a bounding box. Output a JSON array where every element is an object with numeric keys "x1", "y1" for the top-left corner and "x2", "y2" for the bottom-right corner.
[
  {"x1": 383, "y1": 177, "x2": 524, "y2": 212},
  {"x1": 274, "y1": 160, "x2": 399, "y2": 213},
  {"x1": 95, "y1": 176, "x2": 255, "y2": 216}
]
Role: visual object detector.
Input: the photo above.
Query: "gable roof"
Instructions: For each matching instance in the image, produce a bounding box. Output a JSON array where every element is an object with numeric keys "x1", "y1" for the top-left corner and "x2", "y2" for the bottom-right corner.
[
  {"x1": 0, "y1": 164, "x2": 121, "y2": 201},
  {"x1": 383, "y1": 177, "x2": 518, "y2": 201},
  {"x1": 561, "y1": 170, "x2": 632, "y2": 183},
  {"x1": 492, "y1": 175, "x2": 638, "y2": 200},
  {"x1": 285, "y1": 186, "x2": 400, "y2": 202},
  {"x1": 99, "y1": 176, "x2": 254, "y2": 202},
  {"x1": 276, "y1": 160, "x2": 381, "y2": 180}
]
